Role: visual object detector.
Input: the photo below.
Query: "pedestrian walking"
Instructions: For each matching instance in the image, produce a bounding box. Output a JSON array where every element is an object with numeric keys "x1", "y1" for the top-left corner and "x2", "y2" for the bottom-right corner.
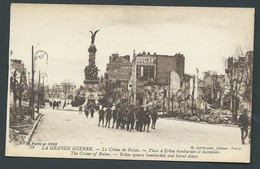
[
  {"x1": 116, "y1": 107, "x2": 123, "y2": 129},
  {"x1": 151, "y1": 107, "x2": 158, "y2": 129},
  {"x1": 84, "y1": 106, "x2": 89, "y2": 118},
  {"x1": 143, "y1": 108, "x2": 151, "y2": 132},
  {"x1": 53, "y1": 100, "x2": 56, "y2": 110},
  {"x1": 136, "y1": 107, "x2": 144, "y2": 132},
  {"x1": 63, "y1": 100, "x2": 66, "y2": 109},
  {"x1": 121, "y1": 108, "x2": 128, "y2": 130},
  {"x1": 238, "y1": 109, "x2": 249, "y2": 144},
  {"x1": 98, "y1": 106, "x2": 105, "y2": 127},
  {"x1": 105, "y1": 107, "x2": 112, "y2": 128},
  {"x1": 90, "y1": 107, "x2": 95, "y2": 118},
  {"x1": 112, "y1": 106, "x2": 118, "y2": 128},
  {"x1": 79, "y1": 105, "x2": 83, "y2": 114},
  {"x1": 126, "y1": 107, "x2": 135, "y2": 132}
]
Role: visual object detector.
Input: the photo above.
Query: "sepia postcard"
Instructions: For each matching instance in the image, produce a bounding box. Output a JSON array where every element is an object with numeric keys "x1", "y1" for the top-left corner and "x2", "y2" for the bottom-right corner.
[{"x1": 6, "y1": 3, "x2": 254, "y2": 162}]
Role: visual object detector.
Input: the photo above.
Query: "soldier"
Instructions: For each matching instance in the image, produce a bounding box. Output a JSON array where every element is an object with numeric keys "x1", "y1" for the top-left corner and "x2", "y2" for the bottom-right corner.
[
  {"x1": 126, "y1": 107, "x2": 135, "y2": 132},
  {"x1": 143, "y1": 107, "x2": 151, "y2": 132},
  {"x1": 121, "y1": 108, "x2": 128, "y2": 130},
  {"x1": 98, "y1": 106, "x2": 105, "y2": 127},
  {"x1": 136, "y1": 107, "x2": 144, "y2": 132},
  {"x1": 238, "y1": 109, "x2": 249, "y2": 144},
  {"x1": 112, "y1": 106, "x2": 118, "y2": 128},
  {"x1": 151, "y1": 107, "x2": 158, "y2": 129},
  {"x1": 116, "y1": 107, "x2": 123, "y2": 129},
  {"x1": 105, "y1": 107, "x2": 112, "y2": 128}
]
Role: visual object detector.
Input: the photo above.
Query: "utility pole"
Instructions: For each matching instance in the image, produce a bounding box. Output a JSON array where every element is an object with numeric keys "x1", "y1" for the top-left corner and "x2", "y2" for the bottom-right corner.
[
  {"x1": 37, "y1": 71, "x2": 41, "y2": 114},
  {"x1": 42, "y1": 75, "x2": 45, "y2": 106},
  {"x1": 30, "y1": 46, "x2": 35, "y2": 120}
]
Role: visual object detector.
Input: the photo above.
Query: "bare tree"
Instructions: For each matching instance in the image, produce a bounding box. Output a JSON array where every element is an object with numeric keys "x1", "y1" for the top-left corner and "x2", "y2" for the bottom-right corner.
[{"x1": 224, "y1": 49, "x2": 253, "y2": 123}]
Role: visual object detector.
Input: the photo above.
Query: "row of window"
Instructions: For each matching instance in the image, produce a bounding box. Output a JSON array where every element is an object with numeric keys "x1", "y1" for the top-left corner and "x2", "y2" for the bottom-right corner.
[{"x1": 136, "y1": 66, "x2": 155, "y2": 80}]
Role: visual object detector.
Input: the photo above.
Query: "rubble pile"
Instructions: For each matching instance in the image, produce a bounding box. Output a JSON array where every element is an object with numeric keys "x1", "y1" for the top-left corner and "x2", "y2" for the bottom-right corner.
[{"x1": 168, "y1": 108, "x2": 233, "y2": 125}]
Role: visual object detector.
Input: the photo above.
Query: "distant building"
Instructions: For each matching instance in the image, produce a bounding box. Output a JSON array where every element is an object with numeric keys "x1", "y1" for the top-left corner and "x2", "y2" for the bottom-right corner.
[
  {"x1": 48, "y1": 83, "x2": 76, "y2": 100},
  {"x1": 105, "y1": 53, "x2": 133, "y2": 84}
]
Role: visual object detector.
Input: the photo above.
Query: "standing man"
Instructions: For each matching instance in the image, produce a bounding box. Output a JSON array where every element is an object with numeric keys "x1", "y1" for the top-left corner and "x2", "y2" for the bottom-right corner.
[
  {"x1": 116, "y1": 107, "x2": 123, "y2": 129},
  {"x1": 151, "y1": 106, "x2": 158, "y2": 129},
  {"x1": 84, "y1": 106, "x2": 89, "y2": 118},
  {"x1": 238, "y1": 109, "x2": 249, "y2": 144},
  {"x1": 127, "y1": 107, "x2": 135, "y2": 132},
  {"x1": 105, "y1": 106, "x2": 112, "y2": 128},
  {"x1": 79, "y1": 105, "x2": 83, "y2": 114},
  {"x1": 49, "y1": 100, "x2": 52, "y2": 107},
  {"x1": 98, "y1": 106, "x2": 105, "y2": 127},
  {"x1": 136, "y1": 107, "x2": 144, "y2": 132},
  {"x1": 63, "y1": 100, "x2": 66, "y2": 109},
  {"x1": 53, "y1": 100, "x2": 56, "y2": 110},
  {"x1": 121, "y1": 107, "x2": 128, "y2": 130},
  {"x1": 112, "y1": 106, "x2": 118, "y2": 128},
  {"x1": 90, "y1": 107, "x2": 95, "y2": 118}
]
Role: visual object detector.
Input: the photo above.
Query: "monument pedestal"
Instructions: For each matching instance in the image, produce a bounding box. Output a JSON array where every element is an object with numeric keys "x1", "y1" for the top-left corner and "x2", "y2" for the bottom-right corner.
[{"x1": 84, "y1": 79, "x2": 99, "y2": 91}]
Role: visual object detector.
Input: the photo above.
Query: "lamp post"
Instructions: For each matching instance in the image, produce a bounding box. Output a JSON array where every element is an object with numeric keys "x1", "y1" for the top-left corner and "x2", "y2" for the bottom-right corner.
[{"x1": 30, "y1": 45, "x2": 48, "y2": 119}]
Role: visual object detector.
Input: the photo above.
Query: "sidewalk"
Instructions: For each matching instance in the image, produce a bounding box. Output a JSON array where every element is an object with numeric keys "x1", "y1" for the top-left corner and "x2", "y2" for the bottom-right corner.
[{"x1": 9, "y1": 110, "x2": 42, "y2": 144}]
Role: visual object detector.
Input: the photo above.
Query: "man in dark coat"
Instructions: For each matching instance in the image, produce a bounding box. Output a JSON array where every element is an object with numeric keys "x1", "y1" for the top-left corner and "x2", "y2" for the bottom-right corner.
[
  {"x1": 116, "y1": 107, "x2": 123, "y2": 129},
  {"x1": 121, "y1": 108, "x2": 128, "y2": 130},
  {"x1": 143, "y1": 108, "x2": 151, "y2": 132},
  {"x1": 105, "y1": 107, "x2": 112, "y2": 128},
  {"x1": 126, "y1": 107, "x2": 135, "y2": 132},
  {"x1": 151, "y1": 107, "x2": 158, "y2": 129},
  {"x1": 136, "y1": 107, "x2": 144, "y2": 132},
  {"x1": 90, "y1": 107, "x2": 95, "y2": 118},
  {"x1": 238, "y1": 109, "x2": 249, "y2": 144},
  {"x1": 84, "y1": 106, "x2": 89, "y2": 118},
  {"x1": 112, "y1": 107, "x2": 118, "y2": 128},
  {"x1": 98, "y1": 106, "x2": 105, "y2": 127},
  {"x1": 52, "y1": 100, "x2": 55, "y2": 109}
]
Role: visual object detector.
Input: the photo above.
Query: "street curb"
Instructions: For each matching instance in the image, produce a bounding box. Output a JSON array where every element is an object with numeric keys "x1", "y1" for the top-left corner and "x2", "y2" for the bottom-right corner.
[{"x1": 24, "y1": 114, "x2": 42, "y2": 144}]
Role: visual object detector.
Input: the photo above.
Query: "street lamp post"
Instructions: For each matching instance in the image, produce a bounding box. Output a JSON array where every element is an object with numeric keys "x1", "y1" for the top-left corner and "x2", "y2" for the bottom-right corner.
[{"x1": 30, "y1": 45, "x2": 48, "y2": 120}]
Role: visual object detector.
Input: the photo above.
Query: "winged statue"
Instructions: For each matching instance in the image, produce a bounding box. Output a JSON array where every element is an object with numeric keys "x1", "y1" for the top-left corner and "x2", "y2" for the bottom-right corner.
[{"x1": 89, "y1": 30, "x2": 99, "y2": 44}]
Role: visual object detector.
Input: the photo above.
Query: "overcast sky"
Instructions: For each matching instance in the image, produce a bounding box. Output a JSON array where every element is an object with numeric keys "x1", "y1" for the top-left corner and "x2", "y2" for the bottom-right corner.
[{"x1": 9, "y1": 4, "x2": 254, "y2": 87}]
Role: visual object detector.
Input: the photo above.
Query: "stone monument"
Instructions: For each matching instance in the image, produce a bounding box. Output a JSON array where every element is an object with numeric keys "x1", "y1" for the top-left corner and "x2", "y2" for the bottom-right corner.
[
  {"x1": 84, "y1": 30, "x2": 100, "y2": 85},
  {"x1": 83, "y1": 30, "x2": 100, "y2": 107}
]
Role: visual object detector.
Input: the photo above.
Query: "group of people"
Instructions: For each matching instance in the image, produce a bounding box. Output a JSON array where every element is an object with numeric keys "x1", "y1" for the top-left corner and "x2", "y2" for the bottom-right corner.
[
  {"x1": 79, "y1": 105, "x2": 95, "y2": 118},
  {"x1": 49, "y1": 100, "x2": 66, "y2": 110},
  {"x1": 97, "y1": 105, "x2": 159, "y2": 132}
]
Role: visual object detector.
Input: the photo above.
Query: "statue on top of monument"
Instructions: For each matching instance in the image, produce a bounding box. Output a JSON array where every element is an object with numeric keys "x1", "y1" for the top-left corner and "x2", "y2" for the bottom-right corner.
[{"x1": 89, "y1": 30, "x2": 99, "y2": 44}]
